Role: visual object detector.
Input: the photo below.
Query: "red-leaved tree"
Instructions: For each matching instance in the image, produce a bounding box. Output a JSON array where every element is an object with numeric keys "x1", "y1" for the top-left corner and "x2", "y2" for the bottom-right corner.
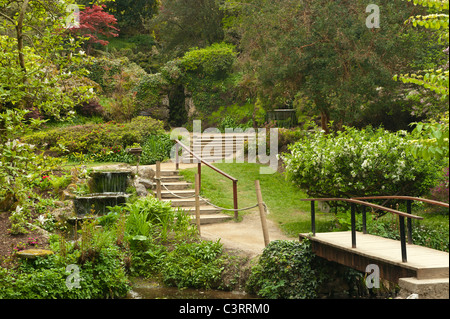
[{"x1": 69, "y1": 4, "x2": 120, "y2": 55}]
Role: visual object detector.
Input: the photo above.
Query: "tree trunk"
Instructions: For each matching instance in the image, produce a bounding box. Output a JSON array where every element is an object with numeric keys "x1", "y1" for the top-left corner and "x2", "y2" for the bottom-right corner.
[
  {"x1": 16, "y1": 0, "x2": 30, "y2": 73},
  {"x1": 320, "y1": 109, "x2": 330, "y2": 134}
]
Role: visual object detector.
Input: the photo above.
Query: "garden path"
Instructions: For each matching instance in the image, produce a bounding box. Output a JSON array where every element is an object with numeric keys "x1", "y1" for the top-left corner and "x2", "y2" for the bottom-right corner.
[{"x1": 151, "y1": 162, "x2": 296, "y2": 257}]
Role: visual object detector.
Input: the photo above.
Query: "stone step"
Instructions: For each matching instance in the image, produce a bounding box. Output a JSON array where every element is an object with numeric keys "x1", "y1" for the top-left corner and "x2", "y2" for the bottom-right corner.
[
  {"x1": 160, "y1": 175, "x2": 183, "y2": 182},
  {"x1": 153, "y1": 166, "x2": 233, "y2": 225},
  {"x1": 183, "y1": 206, "x2": 223, "y2": 215},
  {"x1": 189, "y1": 214, "x2": 233, "y2": 225},
  {"x1": 163, "y1": 198, "x2": 207, "y2": 207},
  {"x1": 182, "y1": 154, "x2": 235, "y2": 161},
  {"x1": 156, "y1": 182, "x2": 192, "y2": 190},
  {"x1": 191, "y1": 140, "x2": 246, "y2": 145},
  {"x1": 160, "y1": 170, "x2": 179, "y2": 176},
  {"x1": 161, "y1": 190, "x2": 195, "y2": 199}
]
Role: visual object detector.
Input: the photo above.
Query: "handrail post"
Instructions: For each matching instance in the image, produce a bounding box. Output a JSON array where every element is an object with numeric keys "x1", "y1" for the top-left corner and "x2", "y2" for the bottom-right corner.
[
  {"x1": 351, "y1": 203, "x2": 356, "y2": 248},
  {"x1": 195, "y1": 173, "x2": 201, "y2": 236},
  {"x1": 255, "y1": 180, "x2": 270, "y2": 247},
  {"x1": 156, "y1": 161, "x2": 162, "y2": 200},
  {"x1": 198, "y1": 162, "x2": 202, "y2": 192},
  {"x1": 362, "y1": 205, "x2": 367, "y2": 234},
  {"x1": 399, "y1": 216, "x2": 407, "y2": 262},
  {"x1": 233, "y1": 180, "x2": 238, "y2": 220},
  {"x1": 175, "y1": 143, "x2": 179, "y2": 171},
  {"x1": 311, "y1": 201, "x2": 316, "y2": 236},
  {"x1": 406, "y1": 200, "x2": 413, "y2": 245}
]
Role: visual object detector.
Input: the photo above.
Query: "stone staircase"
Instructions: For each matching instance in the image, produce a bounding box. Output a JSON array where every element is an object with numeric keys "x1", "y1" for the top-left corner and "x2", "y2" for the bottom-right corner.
[
  {"x1": 151, "y1": 133, "x2": 250, "y2": 225},
  {"x1": 157, "y1": 169, "x2": 233, "y2": 225},
  {"x1": 180, "y1": 133, "x2": 247, "y2": 163}
]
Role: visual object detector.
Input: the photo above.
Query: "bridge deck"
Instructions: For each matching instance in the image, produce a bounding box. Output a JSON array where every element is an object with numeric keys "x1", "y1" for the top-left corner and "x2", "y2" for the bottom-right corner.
[{"x1": 299, "y1": 231, "x2": 449, "y2": 283}]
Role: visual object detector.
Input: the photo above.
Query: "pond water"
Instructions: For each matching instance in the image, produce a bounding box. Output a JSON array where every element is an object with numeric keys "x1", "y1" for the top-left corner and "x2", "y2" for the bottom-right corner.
[{"x1": 127, "y1": 279, "x2": 258, "y2": 300}]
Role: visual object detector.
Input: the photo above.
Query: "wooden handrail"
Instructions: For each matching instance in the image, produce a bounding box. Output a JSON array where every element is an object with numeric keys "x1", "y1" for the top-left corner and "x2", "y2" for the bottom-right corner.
[
  {"x1": 174, "y1": 139, "x2": 239, "y2": 219},
  {"x1": 350, "y1": 196, "x2": 449, "y2": 208},
  {"x1": 300, "y1": 196, "x2": 447, "y2": 262},
  {"x1": 300, "y1": 198, "x2": 423, "y2": 220}
]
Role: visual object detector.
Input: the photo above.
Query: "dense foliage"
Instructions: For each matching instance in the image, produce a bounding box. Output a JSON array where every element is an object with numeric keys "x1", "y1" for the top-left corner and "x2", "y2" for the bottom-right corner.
[
  {"x1": 246, "y1": 240, "x2": 323, "y2": 299},
  {"x1": 283, "y1": 126, "x2": 441, "y2": 201},
  {"x1": 396, "y1": 0, "x2": 449, "y2": 98},
  {"x1": 225, "y1": 0, "x2": 431, "y2": 132},
  {"x1": 22, "y1": 116, "x2": 164, "y2": 157},
  {"x1": 151, "y1": 0, "x2": 225, "y2": 58}
]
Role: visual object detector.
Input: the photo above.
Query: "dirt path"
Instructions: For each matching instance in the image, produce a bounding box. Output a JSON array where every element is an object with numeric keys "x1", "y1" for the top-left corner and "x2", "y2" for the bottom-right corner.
[{"x1": 200, "y1": 212, "x2": 296, "y2": 258}]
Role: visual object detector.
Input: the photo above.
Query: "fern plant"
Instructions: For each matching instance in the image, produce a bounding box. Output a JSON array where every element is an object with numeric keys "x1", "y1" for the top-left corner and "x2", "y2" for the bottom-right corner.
[{"x1": 395, "y1": 0, "x2": 449, "y2": 97}]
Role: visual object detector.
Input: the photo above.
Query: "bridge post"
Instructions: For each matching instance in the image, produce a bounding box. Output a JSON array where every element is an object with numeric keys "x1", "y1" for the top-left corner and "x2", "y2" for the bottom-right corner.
[
  {"x1": 399, "y1": 216, "x2": 407, "y2": 262},
  {"x1": 362, "y1": 206, "x2": 367, "y2": 234},
  {"x1": 406, "y1": 200, "x2": 413, "y2": 245},
  {"x1": 351, "y1": 203, "x2": 356, "y2": 248},
  {"x1": 311, "y1": 201, "x2": 316, "y2": 236}
]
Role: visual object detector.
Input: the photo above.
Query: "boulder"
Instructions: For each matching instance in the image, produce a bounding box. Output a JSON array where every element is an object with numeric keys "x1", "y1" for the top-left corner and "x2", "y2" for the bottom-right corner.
[
  {"x1": 138, "y1": 166, "x2": 155, "y2": 180},
  {"x1": 16, "y1": 249, "x2": 54, "y2": 259}
]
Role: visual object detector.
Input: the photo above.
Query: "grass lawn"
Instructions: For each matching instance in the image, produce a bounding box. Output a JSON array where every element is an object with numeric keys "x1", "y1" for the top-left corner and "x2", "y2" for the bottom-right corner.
[{"x1": 179, "y1": 162, "x2": 336, "y2": 236}]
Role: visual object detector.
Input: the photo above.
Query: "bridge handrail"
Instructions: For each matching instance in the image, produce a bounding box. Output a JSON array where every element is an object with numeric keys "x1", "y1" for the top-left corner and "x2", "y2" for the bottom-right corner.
[
  {"x1": 300, "y1": 197, "x2": 423, "y2": 220},
  {"x1": 350, "y1": 196, "x2": 449, "y2": 208},
  {"x1": 300, "y1": 196, "x2": 449, "y2": 262}
]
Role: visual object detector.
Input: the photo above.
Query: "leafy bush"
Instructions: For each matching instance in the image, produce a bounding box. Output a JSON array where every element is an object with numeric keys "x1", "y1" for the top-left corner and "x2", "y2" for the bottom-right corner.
[
  {"x1": 80, "y1": 57, "x2": 146, "y2": 94},
  {"x1": 179, "y1": 43, "x2": 237, "y2": 79},
  {"x1": 0, "y1": 110, "x2": 66, "y2": 233},
  {"x1": 0, "y1": 224, "x2": 131, "y2": 299},
  {"x1": 75, "y1": 98, "x2": 105, "y2": 118},
  {"x1": 140, "y1": 134, "x2": 174, "y2": 165},
  {"x1": 161, "y1": 240, "x2": 224, "y2": 289},
  {"x1": 122, "y1": 197, "x2": 195, "y2": 244},
  {"x1": 282, "y1": 126, "x2": 440, "y2": 203},
  {"x1": 134, "y1": 72, "x2": 171, "y2": 117},
  {"x1": 246, "y1": 239, "x2": 323, "y2": 299},
  {"x1": 22, "y1": 116, "x2": 165, "y2": 156},
  {"x1": 430, "y1": 167, "x2": 449, "y2": 203}
]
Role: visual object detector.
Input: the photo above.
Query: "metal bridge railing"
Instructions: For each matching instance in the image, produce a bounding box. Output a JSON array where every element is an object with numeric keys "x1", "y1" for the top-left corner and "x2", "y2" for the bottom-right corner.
[{"x1": 300, "y1": 197, "x2": 449, "y2": 263}]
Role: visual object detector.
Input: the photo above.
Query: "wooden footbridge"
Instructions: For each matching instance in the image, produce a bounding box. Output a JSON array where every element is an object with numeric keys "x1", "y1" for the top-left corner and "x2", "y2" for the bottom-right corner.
[{"x1": 298, "y1": 196, "x2": 449, "y2": 296}]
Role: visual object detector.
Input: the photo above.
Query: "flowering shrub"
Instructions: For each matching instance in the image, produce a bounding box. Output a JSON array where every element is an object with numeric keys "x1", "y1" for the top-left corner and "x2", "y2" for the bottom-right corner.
[
  {"x1": 430, "y1": 167, "x2": 449, "y2": 203},
  {"x1": 282, "y1": 126, "x2": 440, "y2": 202},
  {"x1": 38, "y1": 175, "x2": 52, "y2": 190}
]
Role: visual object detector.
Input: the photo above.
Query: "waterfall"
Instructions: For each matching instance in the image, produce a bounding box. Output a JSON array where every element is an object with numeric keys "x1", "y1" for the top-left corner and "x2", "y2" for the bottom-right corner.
[{"x1": 74, "y1": 170, "x2": 132, "y2": 216}]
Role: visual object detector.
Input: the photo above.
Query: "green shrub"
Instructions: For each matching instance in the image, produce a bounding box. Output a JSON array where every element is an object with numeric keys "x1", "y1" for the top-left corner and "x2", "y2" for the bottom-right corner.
[
  {"x1": 79, "y1": 56, "x2": 146, "y2": 95},
  {"x1": 161, "y1": 240, "x2": 224, "y2": 289},
  {"x1": 0, "y1": 227, "x2": 131, "y2": 299},
  {"x1": 179, "y1": 43, "x2": 237, "y2": 79},
  {"x1": 246, "y1": 239, "x2": 323, "y2": 299},
  {"x1": 22, "y1": 116, "x2": 165, "y2": 156},
  {"x1": 282, "y1": 126, "x2": 440, "y2": 204},
  {"x1": 140, "y1": 134, "x2": 174, "y2": 165}
]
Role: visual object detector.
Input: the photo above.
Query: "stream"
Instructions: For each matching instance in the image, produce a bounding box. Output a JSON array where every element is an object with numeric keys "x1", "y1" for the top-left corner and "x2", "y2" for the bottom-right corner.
[{"x1": 127, "y1": 278, "x2": 258, "y2": 299}]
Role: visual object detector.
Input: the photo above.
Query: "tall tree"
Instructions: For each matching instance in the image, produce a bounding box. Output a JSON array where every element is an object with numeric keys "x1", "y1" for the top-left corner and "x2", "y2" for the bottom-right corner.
[
  {"x1": 105, "y1": 0, "x2": 158, "y2": 35},
  {"x1": 229, "y1": 0, "x2": 429, "y2": 132},
  {"x1": 67, "y1": 4, "x2": 120, "y2": 55},
  {"x1": 0, "y1": 0, "x2": 94, "y2": 117},
  {"x1": 151, "y1": 0, "x2": 225, "y2": 58}
]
